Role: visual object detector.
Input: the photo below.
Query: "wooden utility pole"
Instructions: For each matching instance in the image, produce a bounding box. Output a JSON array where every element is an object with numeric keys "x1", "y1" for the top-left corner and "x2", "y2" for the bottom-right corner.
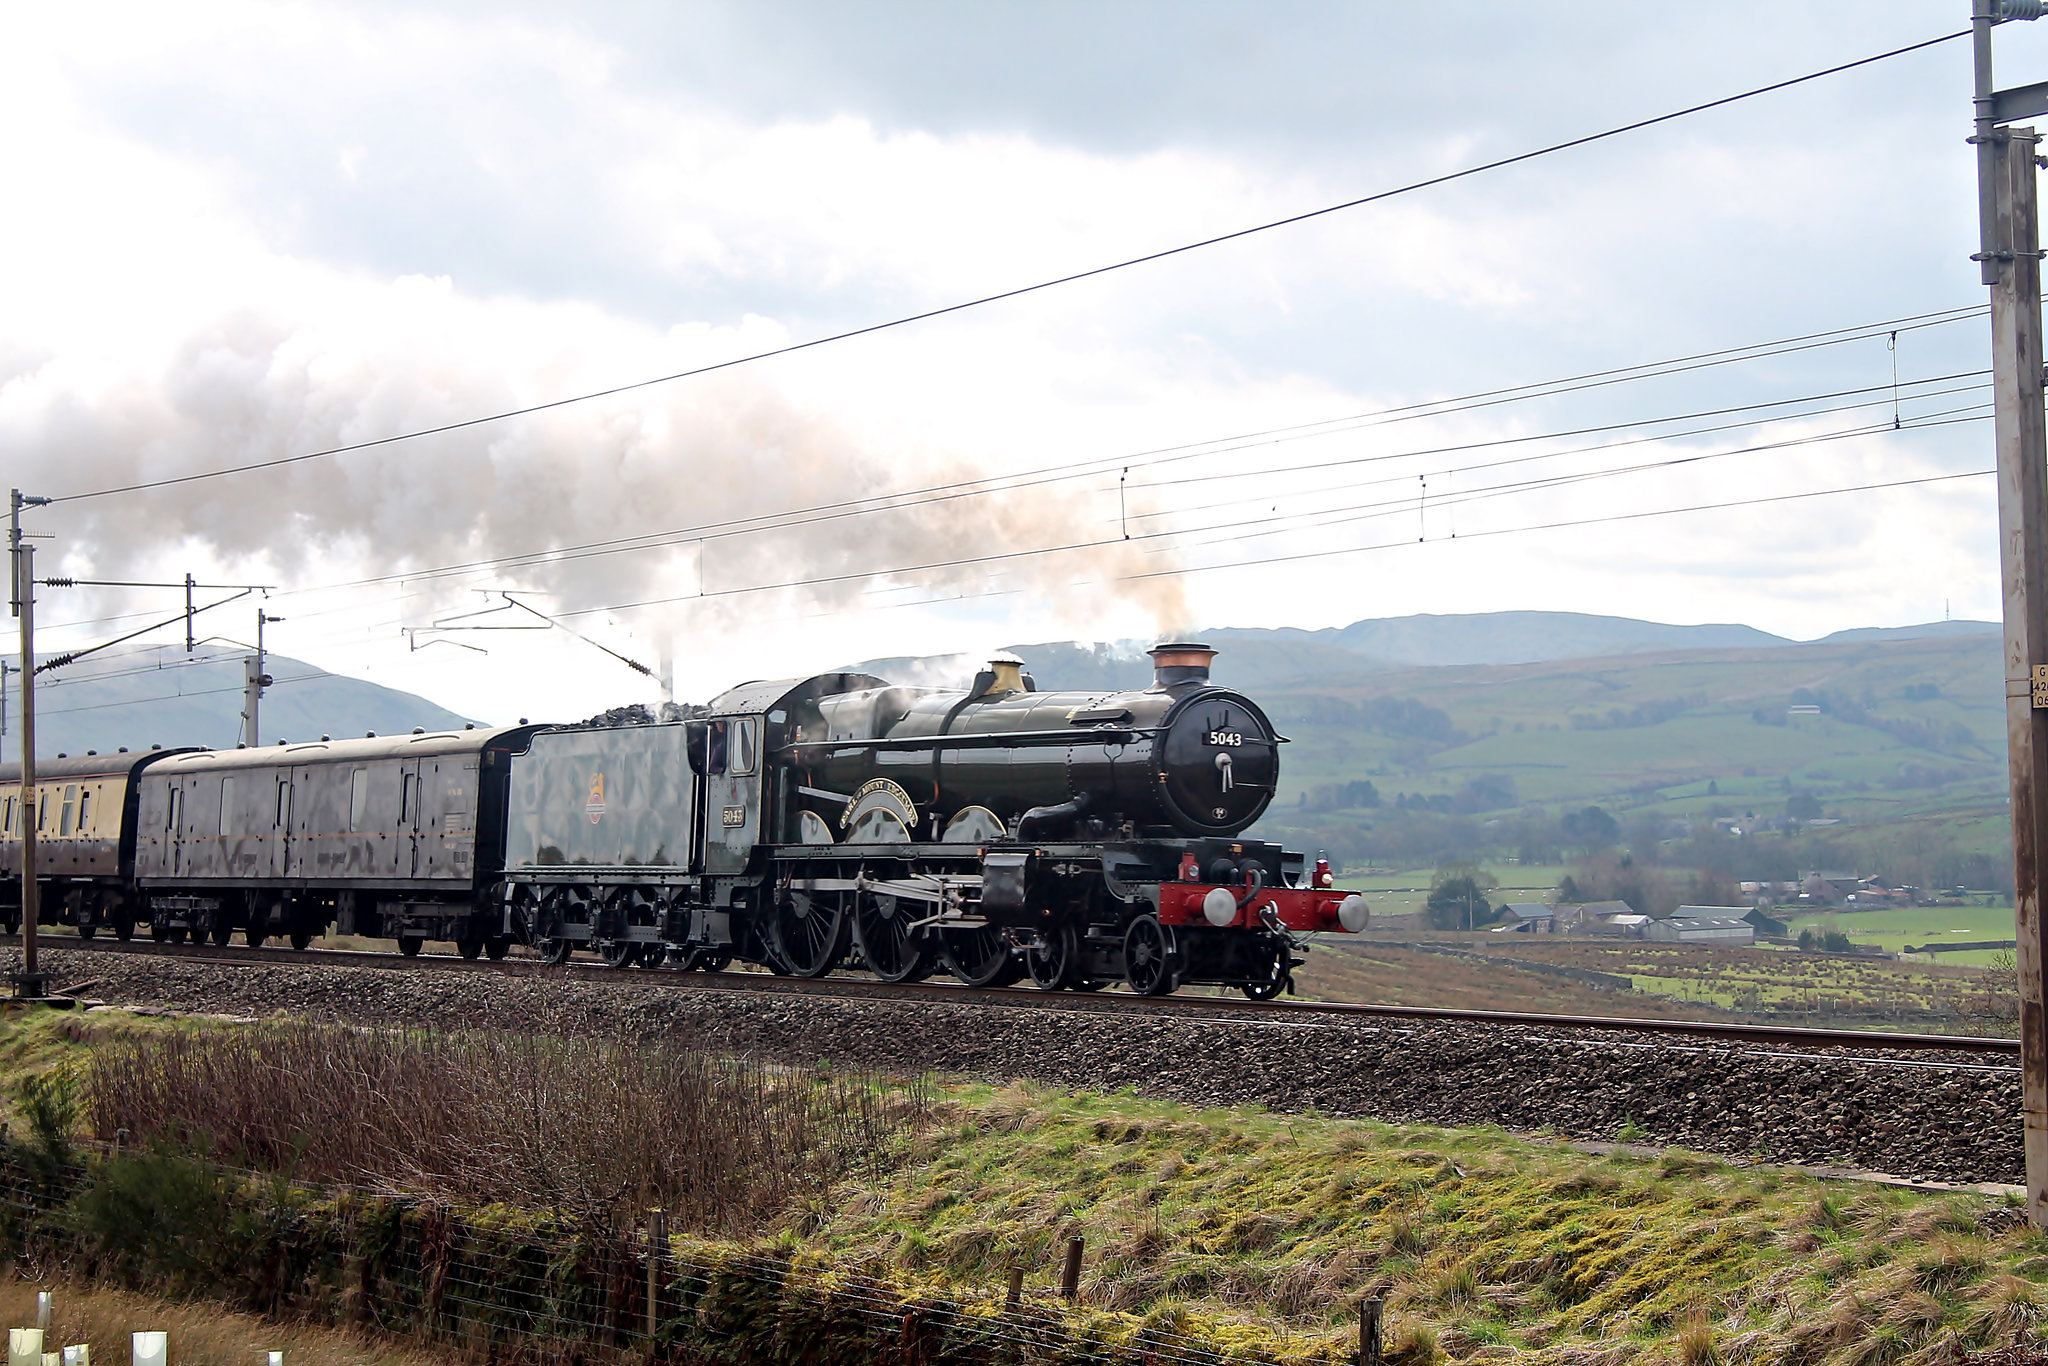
[{"x1": 1977, "y1": 0, "x2": 2048, "y2": 1226}]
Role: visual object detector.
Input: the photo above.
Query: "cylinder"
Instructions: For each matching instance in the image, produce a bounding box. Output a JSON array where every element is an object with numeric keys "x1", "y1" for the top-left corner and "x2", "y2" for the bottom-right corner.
[{"x1": 1058, "y1": 1236, "x2": 1084, "y2": 1299}]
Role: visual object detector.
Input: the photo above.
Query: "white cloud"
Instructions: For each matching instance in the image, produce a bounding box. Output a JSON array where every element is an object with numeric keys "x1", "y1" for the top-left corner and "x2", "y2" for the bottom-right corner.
[{"x1": 0, "y1": 0, "x2": 2014, "y2": 724}]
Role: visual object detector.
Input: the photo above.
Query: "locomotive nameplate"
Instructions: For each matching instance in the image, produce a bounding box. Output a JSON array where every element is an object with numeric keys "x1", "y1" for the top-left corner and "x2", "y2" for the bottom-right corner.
[
  {"x1": 1206, "y1": 730, "x2": 1244, "y2": 747},
  {"x1": 842, "y1": 777, "x2": 917, "y2": 830}
]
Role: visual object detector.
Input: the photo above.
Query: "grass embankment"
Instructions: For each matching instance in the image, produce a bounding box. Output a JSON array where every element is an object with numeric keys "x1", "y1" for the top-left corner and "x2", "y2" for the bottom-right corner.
[
  {"x1": 10, "y1": 1010, "x2": 2044, "y2": 1364},
  {"x1": 822, "y1": 1082, "x2": 2048, "y2": 1366}
]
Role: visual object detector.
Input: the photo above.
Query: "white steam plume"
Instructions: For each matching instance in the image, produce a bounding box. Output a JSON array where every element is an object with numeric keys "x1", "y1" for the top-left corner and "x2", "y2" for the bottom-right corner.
[{"x1": 3, "y1": 277, "x2": 1188, "y2": 645}]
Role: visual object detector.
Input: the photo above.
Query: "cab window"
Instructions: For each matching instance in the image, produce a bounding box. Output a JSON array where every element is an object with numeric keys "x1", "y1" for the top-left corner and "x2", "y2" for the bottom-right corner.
[{"x1": 730, "y1": 718, "x2": 756, "y2": 775}]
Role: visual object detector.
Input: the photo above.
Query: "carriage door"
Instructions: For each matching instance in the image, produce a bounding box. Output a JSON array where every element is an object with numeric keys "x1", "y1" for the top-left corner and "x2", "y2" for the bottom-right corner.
[
  {"x1": 398, "y1": 760, "x2": 423, "y2": 878},
  {"x1": 271, "y1": 774, "x2": 292, "y2": 877},
  {"x1": 165, "y1": 782, "x2": 184, "y2": 876},
  {"x1": 703, "y1": 715, "x2": 761, "y2": 874}
]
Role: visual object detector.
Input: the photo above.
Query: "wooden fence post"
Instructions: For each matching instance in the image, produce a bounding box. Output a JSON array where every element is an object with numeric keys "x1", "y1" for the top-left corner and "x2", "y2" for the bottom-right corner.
[
  {"x1": 646, "y1": 1209, "x2": 667, "y2": 1346},
  {"x1": 1058, "y1": 1237, "x2": 1083, "y2": 1300},
  {"x1": 1005, "y1": 1265, "x2": 1024, "y2": 1312},
  {"x1": 1359, "y1": 1296, "x2": 1383, "y2": 1366}
]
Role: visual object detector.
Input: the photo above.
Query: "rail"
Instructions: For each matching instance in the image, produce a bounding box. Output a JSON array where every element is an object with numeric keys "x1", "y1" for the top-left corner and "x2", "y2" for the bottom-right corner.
[{"x1": 6, "y1": 933, "x2": 2020, "y2": 1055}]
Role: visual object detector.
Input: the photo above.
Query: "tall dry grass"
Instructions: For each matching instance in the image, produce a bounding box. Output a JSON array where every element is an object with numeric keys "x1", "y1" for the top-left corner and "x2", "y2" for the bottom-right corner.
[
  {"x1": 79, "y1": 1020, "x2": 925, "y2": 1235},
  {"x1": 0, "y1": 1278, "x2": 445, "y2": 1366}
]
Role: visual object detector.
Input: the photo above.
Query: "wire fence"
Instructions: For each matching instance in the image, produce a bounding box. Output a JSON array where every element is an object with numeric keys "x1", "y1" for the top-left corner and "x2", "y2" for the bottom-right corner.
[{"x1": 0, "y1": 1139, "x2": 1369, "y2": 1366}]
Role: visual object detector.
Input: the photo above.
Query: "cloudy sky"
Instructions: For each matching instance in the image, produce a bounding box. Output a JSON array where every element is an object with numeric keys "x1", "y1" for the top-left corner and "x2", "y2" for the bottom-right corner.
[{"x1": 3, "y1": 1, "x2": 2041, "y2": 724}]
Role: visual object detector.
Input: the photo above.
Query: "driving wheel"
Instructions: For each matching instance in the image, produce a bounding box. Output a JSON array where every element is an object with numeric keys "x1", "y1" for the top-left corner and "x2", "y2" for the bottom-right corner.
[
  {"x1": 851, "y1": 890, "x2": 931, "y2": 983},
  {"x1": 939, "y1": 925, "x2": 1020, "y2": 988},
  {"x1": 769, "y1": 890, "x2": 848, "y2": 978}
]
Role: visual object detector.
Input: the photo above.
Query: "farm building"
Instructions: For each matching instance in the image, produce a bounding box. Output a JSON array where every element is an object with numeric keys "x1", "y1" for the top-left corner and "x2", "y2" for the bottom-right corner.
[
  {"x1": 1579, "y1": 913, "x2": 1652, "y2": 938},
  {"x1": 1495, "y1": 903, "x2": 1555, "y2": 932},
  {"x1": 1643, "y1": 916, "x2": 1755, "y2": 945},
  {"x1": 1555, "y1": 899, "x2": 1634, "y2": 932}
]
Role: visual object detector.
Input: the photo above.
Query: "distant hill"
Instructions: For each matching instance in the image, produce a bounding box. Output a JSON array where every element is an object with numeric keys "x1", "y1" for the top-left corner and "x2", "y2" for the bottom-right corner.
[
  {"x1": 1813, "y1": 621, "x2": 2001, "y2": 644},
  {"x1": 847, "y1": 611, "x2": 1981, "y2": 691},
  {"x1": 1311, "y1": 611, "x2": 1791, "y2": 666},
  {"x1": 7, "y1": 646, "x2": 474, "y2": 762}
]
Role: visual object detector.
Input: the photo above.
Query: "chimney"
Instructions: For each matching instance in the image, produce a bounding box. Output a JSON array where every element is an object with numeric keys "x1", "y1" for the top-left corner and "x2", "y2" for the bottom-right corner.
[{"x1": 1148, "y1": 642, "x2": 1216, "y2": 690}]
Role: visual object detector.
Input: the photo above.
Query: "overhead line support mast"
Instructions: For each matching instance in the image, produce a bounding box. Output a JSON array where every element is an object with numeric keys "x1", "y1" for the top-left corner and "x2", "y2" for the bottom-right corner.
[{"x1": 1976, "y1": 0, "x2": 2048, "y2": 1227}]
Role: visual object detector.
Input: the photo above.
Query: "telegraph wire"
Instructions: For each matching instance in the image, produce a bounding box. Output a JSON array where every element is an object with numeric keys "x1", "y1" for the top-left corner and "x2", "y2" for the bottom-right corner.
[{"x1": 43, "y1": 31, "x2": 1971, "y2": 507}]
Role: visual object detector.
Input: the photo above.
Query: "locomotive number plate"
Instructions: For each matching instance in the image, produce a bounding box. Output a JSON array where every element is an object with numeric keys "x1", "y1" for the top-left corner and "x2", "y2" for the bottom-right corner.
[
  {"x1": 722, "y1": 806, "x2": 747, "y2": 827},
  {"x1": 1206, "y1": 730, "x2": 1244, "y2": 747}
]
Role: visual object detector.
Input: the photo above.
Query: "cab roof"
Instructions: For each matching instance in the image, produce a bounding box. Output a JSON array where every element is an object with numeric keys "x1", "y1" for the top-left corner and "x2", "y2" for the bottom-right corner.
[{"x1": 707, "y1": 672, "x2": 890, "y2": 715}]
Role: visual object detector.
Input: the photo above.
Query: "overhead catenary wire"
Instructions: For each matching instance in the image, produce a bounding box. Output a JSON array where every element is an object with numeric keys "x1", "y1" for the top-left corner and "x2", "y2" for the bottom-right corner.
[
  {"x1": 127, "y1": 322, "x2": 1994, "y2": 615},
  {"x1": 530, "y1": 415, "x2": 1991, "y2": 621},
  {"x1": 40, "y1": 30, "x2": 1972, "y2": 507},
  {"x1": 20, "y1": 301, "x2": 1994, "y2": 642}
]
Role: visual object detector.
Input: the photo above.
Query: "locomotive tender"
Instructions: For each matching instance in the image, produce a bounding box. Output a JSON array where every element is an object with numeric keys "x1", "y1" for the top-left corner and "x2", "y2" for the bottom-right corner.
[{"x1": 0, "y1": 643, "x2": 1368, "y2": 996}]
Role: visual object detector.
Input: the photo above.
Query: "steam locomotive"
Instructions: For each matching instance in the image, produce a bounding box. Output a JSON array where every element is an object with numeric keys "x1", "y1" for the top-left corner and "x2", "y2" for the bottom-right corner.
[{"x1": 0, "y1": 643, "x2": 1368, "y2": 996}]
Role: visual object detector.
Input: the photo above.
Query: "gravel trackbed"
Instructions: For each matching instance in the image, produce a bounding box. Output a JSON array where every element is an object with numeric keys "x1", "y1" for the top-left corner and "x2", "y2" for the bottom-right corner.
[{"x1": 36, "y1": 949, "x2": 2021, "y2": 1186}]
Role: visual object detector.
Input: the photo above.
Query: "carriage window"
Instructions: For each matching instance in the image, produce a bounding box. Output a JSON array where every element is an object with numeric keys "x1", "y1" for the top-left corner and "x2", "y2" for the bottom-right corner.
[
  {"x1": 37, "y1": 791, "x2": 48, "y2": 832},
  {"x1": 276, "y1": 779, "x2": 289, "y2": 828},
  {"x1": 77, "y1": 788, "x2": 91, "y2": 833},
  {"x1": 219, "y1": 777, "x2": 236, "y2": 836},
  {"x1": 57, "y1": 785, "x2": 76, "y2": 837},
  {"x1": 400, "y1": 772, "x2": 414, "y2": 825},
  {"x1": 349, "y1": 768, "x2": 369, "y2": 832},
  {"x1": 730, "y1": 719, "x2": 756, "y2": 775},
  {"x1": 2, "y1": 796, "x2": 12, "y2": 837},
  {"x1": 166, "y1": 788, "x2": 179, "y2": 833}
]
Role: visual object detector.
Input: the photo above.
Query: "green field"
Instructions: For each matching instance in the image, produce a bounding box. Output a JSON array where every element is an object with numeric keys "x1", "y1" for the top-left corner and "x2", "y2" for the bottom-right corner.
[
  {"x1": 1334, "y1": 864, "x2": 1570, "y2": 922},
  {"x1": 1780, "y1": 902, "x2": 2018, "y2": 965}
]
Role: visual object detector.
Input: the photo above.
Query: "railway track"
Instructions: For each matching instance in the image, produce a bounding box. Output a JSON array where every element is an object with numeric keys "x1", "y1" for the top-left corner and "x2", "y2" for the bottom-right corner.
[{"x1": 16, "y1": 933, "x2": 2018, "y2": 1061}]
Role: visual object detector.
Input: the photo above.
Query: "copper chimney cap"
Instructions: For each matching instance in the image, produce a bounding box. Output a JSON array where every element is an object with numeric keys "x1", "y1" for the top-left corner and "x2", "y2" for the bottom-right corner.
[{"x1": 1148, "y1": 641, "x2": 1216, "y2": 689}]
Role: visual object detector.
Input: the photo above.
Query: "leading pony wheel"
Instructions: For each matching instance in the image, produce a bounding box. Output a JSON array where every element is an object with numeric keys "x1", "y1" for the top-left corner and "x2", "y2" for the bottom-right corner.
[{"x1": 1122, "y1": 914, "x2": 1178, "y2": 996}]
